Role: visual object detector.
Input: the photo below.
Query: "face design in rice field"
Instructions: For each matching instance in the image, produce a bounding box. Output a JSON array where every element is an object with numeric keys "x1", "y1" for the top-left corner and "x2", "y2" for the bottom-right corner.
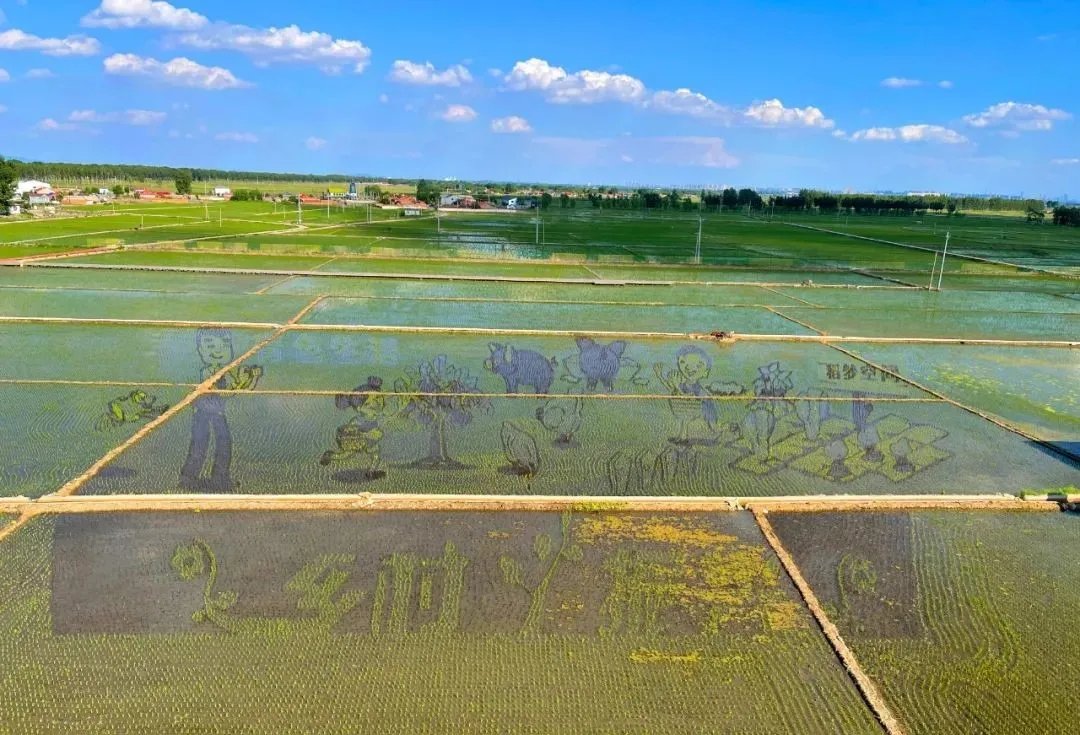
[{"x1": 196, "y1": 329, "x2": 233, "y2": 368}]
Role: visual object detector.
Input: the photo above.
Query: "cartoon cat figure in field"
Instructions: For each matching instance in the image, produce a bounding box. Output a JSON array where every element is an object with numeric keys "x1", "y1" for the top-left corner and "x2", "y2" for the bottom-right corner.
[{"x1": 575, "y1": 337, "x2": 627, "y2": 392}]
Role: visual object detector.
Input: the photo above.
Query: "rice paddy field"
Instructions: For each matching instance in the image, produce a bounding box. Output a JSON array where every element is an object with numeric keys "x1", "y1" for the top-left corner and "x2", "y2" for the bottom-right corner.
[{"x1": 0, "y1": 202, "x2": 1077, "y2": 733}]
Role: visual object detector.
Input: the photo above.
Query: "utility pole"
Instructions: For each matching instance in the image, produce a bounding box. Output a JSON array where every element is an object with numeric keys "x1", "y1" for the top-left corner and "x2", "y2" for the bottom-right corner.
[
  {"x1": 936, "y1": 231, "x2": 950, "y2": 291},
  {"x1": 297, "y1": 195, "x2": 302, "y2": 226},
  {"x1": 535, "y1": 210, "x2": 540, "y2": 245},
  {"x1": 695, "y1": 216, "x2": 702, "y2": 264},
  {"x1": 927, "y1": 251, "x2": 939, "y2": 290},
  {"x1": 204, "y1": 202, "x2": 209, "y2": 221}
]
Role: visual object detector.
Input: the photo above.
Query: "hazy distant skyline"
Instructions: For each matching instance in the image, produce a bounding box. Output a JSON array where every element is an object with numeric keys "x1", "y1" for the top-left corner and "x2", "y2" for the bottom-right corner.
[{"x1": 1, "y1": 0, "x2": 1077, "y2": 196}]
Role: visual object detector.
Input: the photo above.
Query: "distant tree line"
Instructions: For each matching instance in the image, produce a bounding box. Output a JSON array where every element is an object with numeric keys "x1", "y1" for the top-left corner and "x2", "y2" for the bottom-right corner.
[
  {"x1": 1052, "y1": 206, "x2": 1080, "y2": 227},
  {"x1": 3, "y1": 159, "x2": 421, "y2": 188}
]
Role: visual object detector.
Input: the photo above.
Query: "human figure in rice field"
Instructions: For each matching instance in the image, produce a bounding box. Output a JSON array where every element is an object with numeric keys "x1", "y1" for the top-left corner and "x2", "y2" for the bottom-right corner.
[
  {"x1": 179, "y1": 328, "x2": 262, "y2": 492},
  {"x1": 653, "y1": 345, "x2": 743, "y2": 445}
]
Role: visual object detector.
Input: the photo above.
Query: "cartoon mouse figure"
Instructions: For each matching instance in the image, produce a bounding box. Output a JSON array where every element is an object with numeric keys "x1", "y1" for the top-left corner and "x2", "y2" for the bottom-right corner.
[{"x1": 320, "y1": 376, "x2": 387, "y2": 481}]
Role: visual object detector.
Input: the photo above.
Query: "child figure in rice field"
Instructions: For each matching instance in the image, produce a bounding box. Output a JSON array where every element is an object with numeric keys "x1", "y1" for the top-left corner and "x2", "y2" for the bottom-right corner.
[
  {"x1": 179, "y1": 328, "x2": 263, "y2": 492},
  {"x1": 653, "y1": 345, "x2": 744, "y2": 446},
  {"x1": 320, "y1": 376, "x2": 388, "y2": 482}
]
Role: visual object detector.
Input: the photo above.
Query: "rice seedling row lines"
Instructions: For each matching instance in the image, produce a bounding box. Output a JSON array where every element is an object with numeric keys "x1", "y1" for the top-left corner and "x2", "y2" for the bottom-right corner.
[
  {"x1": 49, "y1": 295, "x2": 326, "y2": 499},
  {"x1": 753, "y1": 509, "x2": 907, "y2": 735},
  {"x1": 828, "y1": 343, "x2": 1080, "y2": 462}
]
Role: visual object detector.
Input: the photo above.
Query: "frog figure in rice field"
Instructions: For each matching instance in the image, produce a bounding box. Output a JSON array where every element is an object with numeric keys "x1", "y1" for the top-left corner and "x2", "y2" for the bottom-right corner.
[
  {"x1": 320, "y1": 376, "x2": 388, "y2": 483},
  {"x1": 653, "y1": 345, "x2": 744, "y2": 446}
]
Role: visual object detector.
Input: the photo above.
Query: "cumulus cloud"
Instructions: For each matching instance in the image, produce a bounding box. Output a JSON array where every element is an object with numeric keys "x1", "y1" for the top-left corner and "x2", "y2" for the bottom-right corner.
[
  {"x1": 647, "y1": 88, "x2": 732, "y2": 121},
  {"x1": 881, "y1": 77, "x2": 923, "y2": 88},
  {"x1": 849, "y1": 124, "x2": 969, "y2": 144},
  {"x1": 68, "y1": 108, "x2": 167, "y2": 125},
  {"x1": 82, "y1": 0, "x2": 208, "y2": 30},
  {"x1": 389, "y1": 60, "x2": 471, "y2": 87},
  {"x1": 306, "y1": 136, "x2": 327, "y2": 150},
  {"x1": 504, "y1": 58, "x2": 833, "y2": 129},
  {"x1": 215, "y1": 131, "x2": 259, "y2": 143},
  {"x1": 504, "y1": 58, "x2": 646, "y2": 104},
  {"x1": 36, "y1": 117, "x2": 81, "y2": 132},
  {"x1": 439, "y1": 104, "x2": 477, "y2": 123},
  {"x1": 177, "y1": 23, "x2": 371, "y2": 74},
  {"x1": 962, "y1": 101, "x2": 1071, "y2": 132},
  {"x1": 104, "y1": 53, "x2": 249, "y2": 90},
  {"x1": 743, "y1": 99, "x2": 834, "y2": 128},
  {"x1": 490, "y1": 115, "x2": 532, "y2": 133},
  {"x1": 1051, "y1": 157, "x2": 1080, "y2": 165},
  {"x1": 0, "y1": 29, "x2": 101, "y2": 56}
]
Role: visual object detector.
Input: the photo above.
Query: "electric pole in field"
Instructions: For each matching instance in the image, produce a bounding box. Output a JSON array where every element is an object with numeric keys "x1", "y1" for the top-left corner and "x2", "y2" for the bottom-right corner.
[
  {"x1": 936, "y1": 231, "x2": 950, "y2": 290},
  {"x1": 695, "y1": 216, "x2": 702, "y2": 264},
  {"x1": 297, "y1": 195, "x2": 302, "y2": 226}
]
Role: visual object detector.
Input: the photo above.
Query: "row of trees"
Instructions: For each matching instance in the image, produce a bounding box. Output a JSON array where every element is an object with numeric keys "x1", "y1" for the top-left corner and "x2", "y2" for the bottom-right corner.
[{"x1": 1052, "y1": 206, "x2": 1080, "y2": 227}]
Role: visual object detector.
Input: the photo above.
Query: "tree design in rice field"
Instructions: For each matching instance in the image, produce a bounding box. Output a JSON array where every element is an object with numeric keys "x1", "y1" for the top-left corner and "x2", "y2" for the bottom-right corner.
[{"x1": 394, "y1": 355, "x2": 491, "y2": 469}]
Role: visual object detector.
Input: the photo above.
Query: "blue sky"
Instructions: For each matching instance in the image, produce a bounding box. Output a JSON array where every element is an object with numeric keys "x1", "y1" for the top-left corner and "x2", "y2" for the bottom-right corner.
[{"x1": 1, "y1": 0, "x2": 1077, "y2": 195}]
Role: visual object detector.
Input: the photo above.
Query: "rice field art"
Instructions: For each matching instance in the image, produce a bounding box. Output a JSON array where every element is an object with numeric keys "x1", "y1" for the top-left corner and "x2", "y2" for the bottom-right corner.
[{"x1": 0, "y1": 202, "x2": 1078, "y2": 733}]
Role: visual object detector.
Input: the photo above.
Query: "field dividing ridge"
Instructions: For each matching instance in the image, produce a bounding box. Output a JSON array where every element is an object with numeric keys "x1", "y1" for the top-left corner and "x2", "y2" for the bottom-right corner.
[
  {"x1": 48, "y1": 295, "x2": 326, "y2": 498},
  {"x1": 753, "y1": 508, "x2": 907, "y2": 735},
  {"x1": 828, "y1": 342, "x2": 1080, "y2": 463}
]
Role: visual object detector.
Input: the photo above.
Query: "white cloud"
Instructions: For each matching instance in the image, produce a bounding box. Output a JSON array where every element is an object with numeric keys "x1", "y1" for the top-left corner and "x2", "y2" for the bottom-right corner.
[
  {"x1": 490, "y1": 115, "x2": 532, "y2": 133},
  {"x1": 1051, "y1": 158, "x2": 1080, "y2": 165},
  {"x1": 440, "y1": 104, "x2": 477, "y2": 123},
  {"x1": 504, "y1": 58, "x2": 832, "y2": 130},
  {"x1": 82, "y1": 0, "x2": 208, "y2": 30},
  {"x1": 215, "y1": 131, "x2": 259, "y2": 143},
  {"x1": 0, "y1": 69, "x2": 9, "y2": 82},
  {"x1": 962, "y1": 101, "x2": 1071, "y2": 132},
  {"x1": 177, "y1": 23, "x2": 371, "y2": 74},
  {"x1": 650, "y1": 136, "x2": 739, "y2": 168},
  {"x1": 378, "y1": 93, "x2": 389, "y2": 104},
  {"x1": 938, "y1": 80, "x2": 954, "y2": 89},
  {"x1": 504, "y1": 57, "x2": 646, "y2": 104},
  {"x1": 0, "y1": 29, "x2": 101, "y2": 56},
  {"x1": 389, "y1": 60, "x2": 471, "y2": 87},
  {"x1": 36, "y1": 117, "x2": 81, "y2": 132},
  {"x1": 68, "y1": 109, "x2": 167, "y2": 125},
  {"x1": 849, "y1": 124, "x2": 969, "y2": 144},
  {"x1": 648, "y1": 88, "x2": 732, "y2": 121},
  {"x1": 104, "y1": 53, "x2": 249, "y2": 90},
  {"x1": 881, "y1": 77, "x2": 923, "y2": 88},
  {"x1": 306, "y1": 136, "x2": 327, "y2": 150},
  {"x1": 743, "y1": 99, "x2": 834, "y2": 129},
  {"x1": 25, "y1": 68, "x2": 54, "y2": 79}
]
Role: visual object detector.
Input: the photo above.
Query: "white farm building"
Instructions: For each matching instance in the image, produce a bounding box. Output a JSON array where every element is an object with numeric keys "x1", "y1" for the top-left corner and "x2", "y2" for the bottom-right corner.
[{"x1": 16, "y1": 180, "x2": 53, "y2": 197}]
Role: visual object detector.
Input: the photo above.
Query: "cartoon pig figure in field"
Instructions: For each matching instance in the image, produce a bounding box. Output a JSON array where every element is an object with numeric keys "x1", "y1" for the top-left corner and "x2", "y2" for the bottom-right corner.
[
  {"x1": 576, "y1": 337, "x2": 627, "y2": 392},
  {"x1": 485, "y1": 343, "x2": 557, "y2": 394}
]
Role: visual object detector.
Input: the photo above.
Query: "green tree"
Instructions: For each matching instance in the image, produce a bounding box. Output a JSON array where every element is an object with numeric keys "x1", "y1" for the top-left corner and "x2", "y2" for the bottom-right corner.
[
  {"x1": 416, "y1": 179, "x2": 440, "y2": 205},
  {"x1": 175, "y1": 169, "x2": 193, "y2": 195},
  {"x1": 0, "y1": 157, "x2": 17, "y2": 213},
  {"x1": 540, "y1": 192, "x2": 553, "y2": 210}
]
